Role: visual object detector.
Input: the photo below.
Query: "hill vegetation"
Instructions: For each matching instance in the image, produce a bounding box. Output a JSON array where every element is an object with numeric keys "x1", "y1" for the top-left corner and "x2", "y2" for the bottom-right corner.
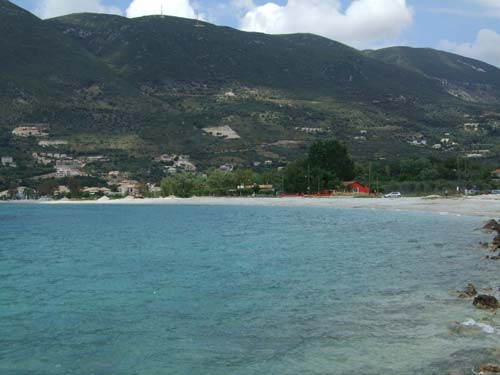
[{"x1": 0, "y1": 0, "x2": 499, "y2": 191}]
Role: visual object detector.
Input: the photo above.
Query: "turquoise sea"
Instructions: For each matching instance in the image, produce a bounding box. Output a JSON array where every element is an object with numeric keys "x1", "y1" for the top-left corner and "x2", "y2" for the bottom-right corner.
[{"x1": 1, "y1": 204, "x2": 499, "y2": 374}]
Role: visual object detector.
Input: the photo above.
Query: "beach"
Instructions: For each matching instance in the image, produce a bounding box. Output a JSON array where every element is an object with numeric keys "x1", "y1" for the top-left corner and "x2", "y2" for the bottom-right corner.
[{"x1": 30, "y1": 195, "x2": 500, "y2": 218}]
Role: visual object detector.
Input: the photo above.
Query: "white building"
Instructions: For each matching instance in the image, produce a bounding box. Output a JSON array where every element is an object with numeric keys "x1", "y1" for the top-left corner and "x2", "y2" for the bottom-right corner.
[
  {"x1": 464, "y1": 123, "x2": 480, "y2": 132},
  {"x1": 56, "y1": 167, "x2": 82, "y2": 178},
  {"x1": 165, "y1": 166, "x2": 177, "y2": 175},
  {"x1": 219, "y1": 164, "x2": 234, "y2": 172},
  {"x1": 118, "y1": 180, "x2": 140, "y2": 196},
  {"x1": 12, "y1": 126, "x2": 47, "y2": 137},
  {"x1": 1, "y1": 156, "x2": 16, "y2": 167},
  {"x1": 54, "y1": 186, "x2": 70, "y2": 196},
  {"x1": 154, "y1": 154, "x2": 176, "y2": 163},
  {"x1": 38, "y1": 140, "x2": 68, "y2": 147},
  {"x1": 83, "y1": 187, "x2": 112, "y2": 196},
  {"x1": 174, "y1": 156, "x2": 197, "y2": 172}
]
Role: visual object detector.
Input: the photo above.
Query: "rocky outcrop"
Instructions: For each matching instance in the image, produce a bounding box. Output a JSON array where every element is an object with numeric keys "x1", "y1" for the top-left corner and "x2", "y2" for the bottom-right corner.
[
  {"x1": 457, "y1": 283, "x2": 478, "y2": 298},
  {"x1": 473, "y1": 295, "x2": 500, "y2": 310},
  {"x1": 479, "y1": 364, "x2": 500, "y2": 373},
  {"x1": 482, "y1": 220, "x2": 500, "y2": 251},
  {"x1": 486, "y1": 253, "x2": 500, "y2": 260},
  {"x1": 483, "y1": 219, "x2": 500, "y2": 232},
  {"x1": 493, "y1": 235, "x2": 500, "y2": 247}
]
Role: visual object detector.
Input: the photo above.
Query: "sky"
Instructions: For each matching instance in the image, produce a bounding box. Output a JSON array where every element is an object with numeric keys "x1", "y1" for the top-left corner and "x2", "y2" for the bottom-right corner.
[{"x1": 10, "y1": 0, "x2": 500, "y2": 67}]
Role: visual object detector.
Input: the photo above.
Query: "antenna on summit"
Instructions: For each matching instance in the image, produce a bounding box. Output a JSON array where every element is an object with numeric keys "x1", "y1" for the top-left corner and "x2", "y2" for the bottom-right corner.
[
  {"x1": 194, "y1": 10, "x2": 204, "y2": 27},
  {"x1": 160, "y1": 4, "x2": 164, "y2": 17}
]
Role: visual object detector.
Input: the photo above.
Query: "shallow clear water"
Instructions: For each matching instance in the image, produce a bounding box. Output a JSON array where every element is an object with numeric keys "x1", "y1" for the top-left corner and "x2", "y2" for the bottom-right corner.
[{"x1": 1, "y1": 204, "x2": 499, "y2": 375}]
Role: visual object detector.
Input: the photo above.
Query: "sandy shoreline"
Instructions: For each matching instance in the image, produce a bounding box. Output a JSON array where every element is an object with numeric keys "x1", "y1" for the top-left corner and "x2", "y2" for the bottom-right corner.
[{"x1": 4, "y1": 195, "x2": 500, "y2": 218}]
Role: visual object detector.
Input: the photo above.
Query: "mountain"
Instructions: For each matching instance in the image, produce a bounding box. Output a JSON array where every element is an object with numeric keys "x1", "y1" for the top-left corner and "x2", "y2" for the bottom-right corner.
[
  {"x1": 47, "y1": 13, "x2": 442, "y2": 101},
  {"x1": 366, "y1": 47, "x2": 500, "y2": 103},
  {"x1": 0, "y1": 0, "x2": 129, "y2": 99},
  {"x1": 0, "y1": 0, "x2": 499, "y2": 183}
]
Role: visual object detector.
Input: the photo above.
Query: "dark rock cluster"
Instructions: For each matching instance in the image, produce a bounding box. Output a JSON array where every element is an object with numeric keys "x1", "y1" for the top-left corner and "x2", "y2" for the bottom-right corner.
[
  {"x1": 479, "y1": 363, "x2": 500, "y2": 374},
  {"x1": 459, "y1": 220, "x2": 500, "y2": 373},
  {"x1": 473, "y1": 295, "x2": 500, "y2": 310}
]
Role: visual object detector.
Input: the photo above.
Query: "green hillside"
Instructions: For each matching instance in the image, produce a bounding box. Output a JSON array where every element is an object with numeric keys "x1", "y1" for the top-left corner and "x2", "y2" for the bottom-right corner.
[
  {"x1": 0, "y1": 0, "x2": 131, "y2": 98},
  {"x1": 366, "y1": 46, "x2": 500, "y2": 103},
  {"x1": 48, "y1": 13, "x2": 444, "y2": 101},
  {"x1": 0, "y1": 0, "x2": 499, "y2": 188}
]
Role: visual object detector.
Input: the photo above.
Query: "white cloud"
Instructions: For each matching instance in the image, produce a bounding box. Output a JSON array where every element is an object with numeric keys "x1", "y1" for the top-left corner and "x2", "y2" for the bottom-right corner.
[
  {"x1": 439, "y1": 29, "x2": 500, "y2": 68},
  {"x1": 35, "y1": 0, "x2": 122, "y2": 19},
  {"x1": 239, "y1": 0, "x2": 413, "y2": 49},
  {"x1": 126, "y1": 0, "x2": 197, "y2": 19}
]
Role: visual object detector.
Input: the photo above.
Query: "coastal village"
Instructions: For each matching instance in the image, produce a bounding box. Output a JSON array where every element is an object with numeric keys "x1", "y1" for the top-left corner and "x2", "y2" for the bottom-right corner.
[
  {"x1": 1, "y1": 124, "x2": 269, "y2": 200},
  {"x1": 1, "y1": 115, "x2": 500, "y2": 201}
]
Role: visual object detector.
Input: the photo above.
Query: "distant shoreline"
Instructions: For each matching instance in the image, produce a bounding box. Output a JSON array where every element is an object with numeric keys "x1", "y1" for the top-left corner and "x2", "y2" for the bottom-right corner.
[{"x1": 3, "y1": 196, "x2": 500, "y2": 218}]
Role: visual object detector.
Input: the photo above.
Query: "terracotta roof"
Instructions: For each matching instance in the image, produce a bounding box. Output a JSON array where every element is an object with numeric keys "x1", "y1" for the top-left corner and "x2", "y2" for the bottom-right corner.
[{"x1": 342, "y1": 181, "x2": 358, "y2": 186}]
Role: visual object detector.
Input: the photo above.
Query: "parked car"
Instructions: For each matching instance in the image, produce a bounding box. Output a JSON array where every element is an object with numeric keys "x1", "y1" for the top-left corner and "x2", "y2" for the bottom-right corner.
[
  {"x1": 384, "y1": 192, "x2": 402, "y2": 198},
  {"x1": 490, "y1": 190, "x2": 500, "y2": 195},
  {"x1": 465, "y1": 189, "x2": 481, "y2": 196}
]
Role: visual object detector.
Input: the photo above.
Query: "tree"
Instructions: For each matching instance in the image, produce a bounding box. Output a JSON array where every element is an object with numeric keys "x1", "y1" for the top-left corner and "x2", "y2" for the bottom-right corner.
[
  {"x1": 310, "y1": 167, "x2": 339, "y2": 192},
  {"x1": 37, "y1": 179, "x2": 58, "y2": 196},
  {"x1": 283, "y1": 159, "x2": 308, "y2": 193},
  {"x1": 307, "y1": 140, "x2": 355, "y2": 181},
  {"x1": 24, "y1": 188, "x2": 37, "y2": 200},
  {"x1": 206, "y1": 170, "x2": 236, "y2": 196},
  {"x1": 161, "y1": 176, "x2": 179, "y2": 197},
  {"x1": 259, "y1": 169, "x2": 284, "y2": 191},
  {"x1": 161, "y1": 174, "x2": 208, "y2": 198},
  {"x1": 68, "y1": 178, "x2": 81, "y2": 198}
]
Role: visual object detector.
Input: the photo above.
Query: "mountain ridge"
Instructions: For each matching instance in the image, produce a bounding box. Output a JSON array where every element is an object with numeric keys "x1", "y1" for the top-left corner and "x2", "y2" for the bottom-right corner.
[{"x1": 0, "y1": 0, "x2": 499, "y2": 183}]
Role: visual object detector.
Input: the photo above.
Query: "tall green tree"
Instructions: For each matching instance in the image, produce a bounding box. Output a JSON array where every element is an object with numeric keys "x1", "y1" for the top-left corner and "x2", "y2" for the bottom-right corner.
[
  {"x1": 68, "y1": 178, "x2": 81, "y2": 198},
  {"x1": 283, "y1": 159, "x2": 308, "y2": 193},
  {"x1": 37, "y1": 179, "x2": 58, "y2": 196},
  {"x1": 307, "y1": 140, "x2": 355, "y2": 181}
]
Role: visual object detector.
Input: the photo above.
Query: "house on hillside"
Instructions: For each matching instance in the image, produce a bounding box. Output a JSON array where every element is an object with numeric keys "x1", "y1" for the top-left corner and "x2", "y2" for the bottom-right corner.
[
  {"x1": 55, "y1": 160, "x2": 85, "y2": 177},
  {"x1": 83, "y1": 187, "x2": 112, "y2": 196},
  {"x1": 54, "y1": 186, "x2": 70, "y2": 197},
  {"x1": 219, "y1": 164, "x2": 234, "y2": 172},
  {"x1": 491, "y1": 169, "x2": 500, "y2": 180},
  {"x1": 343, "y1": 181, "x2": 370, "y2": 194},
  {"x1": 464, "y1": 122, "x2": 480, "y2": 132},
  {"x1": 1, "y1": 156, "x2": 16, "y2": 167},
  {"x1": 55, "y1": 166, "x2": 82, "y2": 178},
  {"x1": 118, "y1": 180, "x2": 140, "y2": 196},
  {"x1": 12, "y1": 126, "x2": 47, "y2": 137}
]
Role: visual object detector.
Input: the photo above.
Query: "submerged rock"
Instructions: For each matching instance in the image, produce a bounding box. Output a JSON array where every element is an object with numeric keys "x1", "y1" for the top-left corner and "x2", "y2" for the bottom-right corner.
[
  {"x1": 479, "y1": 364, "x2": 500, "y2": 373},
  {"x1": 457, "y1": 283, "x2": 478, "y2": 298},
  {"x1": 473, "y1": 295, "x2": 500, "y2": 310},
  {"x1": 486, "y1": 253, "x2": 500, "y2": 260},
  {"x1": 490, "y1": 236, "x2": 500, "y2": 252},
  {"x1": 483, "y1": 220, "x2": 500, "y2": 232}
]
